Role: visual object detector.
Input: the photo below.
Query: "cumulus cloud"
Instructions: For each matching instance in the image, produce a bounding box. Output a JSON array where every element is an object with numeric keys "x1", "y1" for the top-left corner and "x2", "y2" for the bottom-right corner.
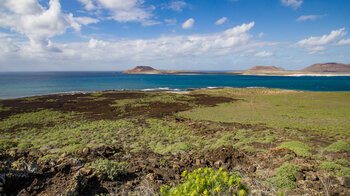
[
  {"x1": 182, "y1": 18, "x2": 195, "y2": 29},
  {"x1": 258, "y1": 32, "x2": 264, "y2": 38},
  {"x1": 336, "y1": 38, "x2": 350, "y2": 46},
  {"x1": 0, "y1": 0, "x2": 97, "y2": 51},
  {"x1": 281, "y1": 0, "x2": 303, "y2": 9},
  {"x1": 164, "y1": 19, "x2": 177, "y2": 26},
  {"x1": 0, "y1": 21, "x2": 277, "y2": 69},
  {"x1": 78, "y1": 0, "x2": 157, "y2": 25},
  {"x1": 215, "y1": 17, "x2": 227, "y2": 25},
  {"x1": 297, "y1": 15, "x2": 325, "y2": 21},
  {"x1": 254, "y1": 51, "x2": 273, "y2": 57},
  {"x1": 168, "y1": 1, "x2": 187, "y2": 12},
  {"x1": 293, "y1": 28, "x2": 348, "y2": 53}
]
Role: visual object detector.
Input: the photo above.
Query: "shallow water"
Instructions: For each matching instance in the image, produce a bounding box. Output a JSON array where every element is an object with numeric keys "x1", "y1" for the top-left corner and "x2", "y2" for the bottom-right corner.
[{"x1": 1, "y1": 72, "x2": 350, "y2": 99}]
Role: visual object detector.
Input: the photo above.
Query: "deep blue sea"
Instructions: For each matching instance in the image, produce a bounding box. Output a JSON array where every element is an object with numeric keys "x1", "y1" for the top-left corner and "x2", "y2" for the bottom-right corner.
[{"x1": 1, "y1": 72, "x2": 350, "y2": 99}]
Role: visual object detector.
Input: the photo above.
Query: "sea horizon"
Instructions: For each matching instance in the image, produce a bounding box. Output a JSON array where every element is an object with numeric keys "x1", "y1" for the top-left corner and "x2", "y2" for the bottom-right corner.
[{"x1": 1, "y1": 71, "x2": 350, "y2": 99}]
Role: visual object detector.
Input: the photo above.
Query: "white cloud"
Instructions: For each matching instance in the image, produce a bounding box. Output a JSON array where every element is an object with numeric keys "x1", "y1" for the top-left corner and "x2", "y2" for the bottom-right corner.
[
  {"x1": 281, "y1": 0, "x2": 303, "y2": 9},
  {"x1": 78, "y1": 0, "x2": 157, "y2": 25},
  {"x1": 0, "y1": 0, "x2": 97, "y2": 51},
  {"x1": 165, "y1": 19, "x2": 177, "y2": 26},
  {"x1": 0, "y1": 21, "x2": 277, "y2": 69},
  {"x1": 254, "y1": 51, "x2": 273, "y2": 57},
  {"x1": 182, "y1": 18, "x2": 195, "y2": 29},
  {"x1": 297, "y1": 15, "x2": 325, "y2": 21},
  {"x1": 215, "y1": 17, "x2": 227, "y2": 25},
  {"x1": 258, "y1": 32, "x2": 264, "y2": 38},
  {"x1": 336, "y1": 38, "x2": 350, "y2": 46},
  {"x1": 293, "y1": 28, "x2": 348, "y2": 53},
  {"x1": 168, "y1": 1, "x2": 187, "y2": 12}
]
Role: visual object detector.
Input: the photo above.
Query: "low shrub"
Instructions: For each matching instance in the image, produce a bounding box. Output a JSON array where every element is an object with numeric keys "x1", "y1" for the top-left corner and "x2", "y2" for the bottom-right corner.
[
  {"x1": 319, "y1": 161, "x2": 350, "y2": 177},
  {"x1": 90, "y1": 159, "x2": 126, "y2": 181},
  {"x1": 0, "y1": 139, "x2": 18, "y2": 149},
  {"x1": 324, "y1": 141, "x2": 350, "y2": 152},
  {"x1": 160, "y1": 167, "x2": 249, "y2": 196},
  {"x1": 278, "y1": 141, "x2": 312, "y2": 156},
  {"x1": 271, "y1": 163, "x2": 301, "y2": 190}
]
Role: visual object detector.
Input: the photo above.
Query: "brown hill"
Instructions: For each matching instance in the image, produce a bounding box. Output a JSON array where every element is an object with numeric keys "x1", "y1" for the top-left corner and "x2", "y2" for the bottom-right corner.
[
  {"x1": 248, "y1": 66, "x2": 284, "y2": 71},
  {"x1": 123, "y1": 66, "x2": 156, "y2": 74},
  {"x1": 301, "y1": 63, "x2": 350, "y2": 72}
]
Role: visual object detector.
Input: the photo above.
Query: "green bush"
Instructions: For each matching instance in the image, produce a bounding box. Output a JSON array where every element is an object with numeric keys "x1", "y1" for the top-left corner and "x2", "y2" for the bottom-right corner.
[
  {"x1": 0, "y1": 139, "x2": 18, "y2": 149},
  {"x1": 278, "y1": 141, "x2": 312, "y2": 156},
  {"x1": 319, "y1": 161, "x2": 350, "y2": 177},
  {"x1": 90, "y1": 159, "x2": 126, "y2": 181},
  {"x1": 324, "y1": 141, "x2": 350, "y2": 152},
  {"x1": 160, "y1": 167, "x2": 249, "y2": 196},
  {"x1": 335, "y1": 159, "x2": 350, "y2": 167},
  {"x1": 271, "y1": 163, "x2": 301, "y2": 190},
  {"x1": 17, "y1": 142, "x2": 34, "y2": 149}
]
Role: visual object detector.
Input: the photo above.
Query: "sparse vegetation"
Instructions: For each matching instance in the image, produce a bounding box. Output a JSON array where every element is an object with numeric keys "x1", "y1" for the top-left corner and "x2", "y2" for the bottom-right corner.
[
  {"x1": 271, "y1": 163, "x2": 301, "y2": 190},
  {"x1": 0, "y1": 89, "x2": 349, "y2": 195},
  {"x1": 324, "y1": 141, "x2": 350, "y2": 152},
  {"x1": 90, "y1": 159, "x2": 127, "y2": 181},
  {"x1": 278, "y1": 141, "x2": 312, "y2": 156},
  {"x1": 160, "y1": 168, "x2": 249, "y2": 196},
  {"x1": 319, "y1": 161, "x2": 350, "y2": 177}
]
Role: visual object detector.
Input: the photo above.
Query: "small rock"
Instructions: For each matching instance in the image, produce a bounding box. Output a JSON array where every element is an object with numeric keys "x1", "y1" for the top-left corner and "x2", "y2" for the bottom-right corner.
[
  {"x1": 341, "y1": 177, "x2": 350, "y2": 188},
  {"x1": 195, "y1": 159, "x2": 201, "y2": 166},
  {"x1": 82, "y1": 148, "x2": 90, "y2": 156},
  {"x1": 27, "y1": 163, "x2": 40, "y2": 173},
  {"x1": 80, "y1": 167, "x2": 92, "y2": 175},
  {"x1": 175, "y1": 174, "x2": 181, "y2": 180},
  {"x1": 61, "y1": 153, "x2": 68, "y2": 158},
  {"x1": 248, "y1": 166, "x2": 256, "y2": 173},
  {"x1": 296, "y1": 172, "x2": 305, "y2": 181},
  {"x1": 70, "y1": 158, "x2": 83, "y2": 167},
  {"x1": 214, "y1": 160, "x2": 223, "y2": 167},
  {"x1": 146, "y1": 173, "x2": 157, "y2": 182}
]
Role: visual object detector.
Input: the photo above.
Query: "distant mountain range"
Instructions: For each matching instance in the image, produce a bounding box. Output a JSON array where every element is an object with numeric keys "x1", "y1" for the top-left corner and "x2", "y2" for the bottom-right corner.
[
  {"x1": 123, "y1": 63, "x2": 350, "y2": 76},
  {"x1": 301, "y1": 63, "x2": 350, "y2": 72}
]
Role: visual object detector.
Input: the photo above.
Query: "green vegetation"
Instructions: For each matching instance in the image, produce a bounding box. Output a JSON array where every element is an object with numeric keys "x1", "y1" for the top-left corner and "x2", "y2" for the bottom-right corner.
[
  {"x1": 110, "y1": 92, "x2": 194, "y2": 108},
  {"x1": 179, "y1": 89, "x2": 350, "y2": 135},
  {"x1": 0, "y1": 139, "x2": 18, "y2": 149},
  {"x1": 319, "y1": 161, "x2": 350, "y2": 177},
  {"x1": 271, "y1": 163, "x2": 301, "y2": 190},
  {"x1": 278, "y1": 141, "x2": 312, "y2": 156},
  {"x1": 90, "y1": 159, "x2": 127, "y2": 180},
  {"x1": 324, "y1": 141, "x2": 350, "y2": 152},
  {"x1": 0, "y1": 109, "x2": 76, "y2": 130},
  {"x1": 335, "y1": 159, "x2": 350, "y2": 167},
  {"x1": 160, "y1": 168, "x2": 249, "y2": 196},
  {"x1": 0, "y1": 104, "x2": 10, "y2": 112}
]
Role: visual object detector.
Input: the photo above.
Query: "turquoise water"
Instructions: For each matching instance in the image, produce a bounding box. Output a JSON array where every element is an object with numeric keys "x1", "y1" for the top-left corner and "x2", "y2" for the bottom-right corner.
[{"x1": 1, "y1": 72, "x2": 350, "y2": 99}]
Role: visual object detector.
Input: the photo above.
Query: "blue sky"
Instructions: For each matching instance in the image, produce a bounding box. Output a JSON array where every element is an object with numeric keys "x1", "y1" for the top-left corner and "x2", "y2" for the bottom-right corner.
[{"x1": 0, "y1": 0, "x2": 350, "y2": 71}]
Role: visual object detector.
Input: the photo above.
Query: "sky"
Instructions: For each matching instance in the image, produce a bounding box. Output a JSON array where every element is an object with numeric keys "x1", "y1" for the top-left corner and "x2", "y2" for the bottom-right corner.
[{"x1": 0, "y1": 0, "x2": 350, "y2": 71}]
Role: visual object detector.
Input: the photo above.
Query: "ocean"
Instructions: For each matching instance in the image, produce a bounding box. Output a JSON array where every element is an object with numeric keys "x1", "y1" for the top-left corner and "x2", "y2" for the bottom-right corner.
[{"x1": 1, "y1": 72, "x2": 350, "y2": 99}]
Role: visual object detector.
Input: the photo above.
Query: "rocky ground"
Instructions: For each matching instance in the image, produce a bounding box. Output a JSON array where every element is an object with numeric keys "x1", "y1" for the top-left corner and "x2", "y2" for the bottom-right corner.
[{"x1": 0, "y1": 90, "x2": 349, "y2": 195}]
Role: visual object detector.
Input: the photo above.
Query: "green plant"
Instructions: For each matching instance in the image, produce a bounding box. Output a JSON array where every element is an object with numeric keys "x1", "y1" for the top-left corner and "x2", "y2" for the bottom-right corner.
[
  {"x1": 160, "y1": 168, "x2": 249, "y2": 196},
  {"x1": 242, "y1": 146, "x2": 256, "y2": 152},
  {"x1": 278, "y1": 141, "x2": 312, "y2": 156},
  {"x1": 335, "y1": 159, "x2": 350, "y2": 167},
  {"x1": 271, "y1": 163, "x2": 301, "y2": 190},
  {"x1": 324, "y1": 141, "x2": 350, "y2": 152},
  {"x1": 17, "y1": 142, "x2": 33, "y2": 149},
  {"x1": 90, "y1": 159, "x2": 126, "y2": 180},
  {"x1": 0, "y1": 139, "x2": 18, "y2": 149},
  {"x1": 319, "y1": 161, "x2": 350, "y2": 177}
]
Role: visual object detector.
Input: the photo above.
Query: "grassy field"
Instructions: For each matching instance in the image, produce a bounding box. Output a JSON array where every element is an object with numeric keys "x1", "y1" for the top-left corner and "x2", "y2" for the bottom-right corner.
[
  {"x1": 0, "y1": 89, "x2": 349, "y2": 195},
  {"x1": 179, "y1": 88, "x2": 350, "y2": 136}
]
